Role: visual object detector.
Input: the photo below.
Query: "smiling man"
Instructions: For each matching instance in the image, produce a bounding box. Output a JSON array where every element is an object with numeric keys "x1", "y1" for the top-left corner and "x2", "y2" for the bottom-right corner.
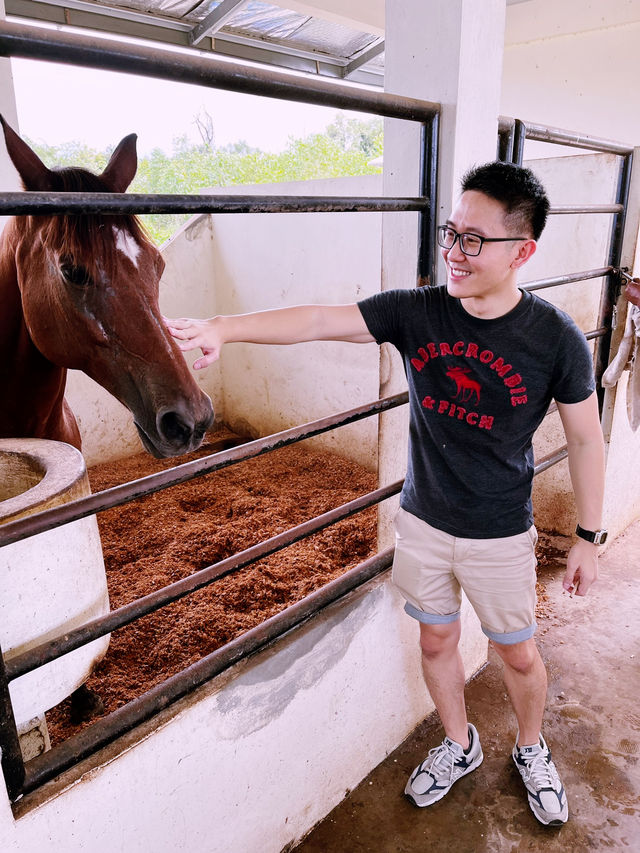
[{"x1": 166, "y1": 161, "x2": 605, "y2": 827}]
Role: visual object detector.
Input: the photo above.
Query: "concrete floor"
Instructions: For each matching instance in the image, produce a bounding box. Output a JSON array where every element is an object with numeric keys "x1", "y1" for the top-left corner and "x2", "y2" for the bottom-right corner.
[{"x1": 293, "y1": 522, "x2": 640, "y2": 852}]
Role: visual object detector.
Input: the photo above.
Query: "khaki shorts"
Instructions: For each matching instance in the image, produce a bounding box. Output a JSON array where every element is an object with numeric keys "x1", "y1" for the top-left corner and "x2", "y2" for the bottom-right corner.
[{"x1": 392, "y1": 507, "x2": 538, "y2": 645}]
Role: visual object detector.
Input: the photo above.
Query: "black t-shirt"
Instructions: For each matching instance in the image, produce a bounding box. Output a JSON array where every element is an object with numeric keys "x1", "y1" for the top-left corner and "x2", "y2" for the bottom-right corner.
[{"x1": 358, "y1": 286, "x2": 596, "y2": 538}]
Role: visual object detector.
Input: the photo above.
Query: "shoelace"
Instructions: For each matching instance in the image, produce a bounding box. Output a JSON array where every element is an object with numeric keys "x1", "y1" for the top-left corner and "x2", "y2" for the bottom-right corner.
[
  {"x1": 520, "y1": 750, "x2": 558, "y2": 788},
  {"x1": 424, "y1": 741, "x2": 459, "y2": 779}
]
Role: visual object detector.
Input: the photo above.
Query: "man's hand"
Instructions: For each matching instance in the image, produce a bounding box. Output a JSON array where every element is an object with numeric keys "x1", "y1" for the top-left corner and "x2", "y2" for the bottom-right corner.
[
  {"x1": 625, "y1": 277, "x2": 640, "y2": 307},
  {"x1": 164, "y1": 316, "x2": 222, "y2": 370},
  {"x1": 563, "y1": 539, "x2": 599, "y2": 597}
]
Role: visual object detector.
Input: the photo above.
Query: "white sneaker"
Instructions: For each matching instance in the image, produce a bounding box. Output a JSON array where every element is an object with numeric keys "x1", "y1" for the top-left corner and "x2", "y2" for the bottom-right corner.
[
  {"x1": 405, "y1": 723, "x2": 483, "y2": 807},
  {"x1": 512, "y1": 734, "x2": 569, "y2": 825}
]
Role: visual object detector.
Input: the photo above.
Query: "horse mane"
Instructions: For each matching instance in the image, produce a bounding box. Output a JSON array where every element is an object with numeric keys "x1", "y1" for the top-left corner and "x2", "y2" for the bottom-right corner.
[{"x1": 34, "y1": 166, "x2": 154, "y2": 277}]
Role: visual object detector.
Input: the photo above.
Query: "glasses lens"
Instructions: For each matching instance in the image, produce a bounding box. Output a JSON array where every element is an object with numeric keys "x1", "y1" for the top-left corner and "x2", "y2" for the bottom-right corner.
[
  {"x1": 437, "y1": 226, "x2": 456, "y2": 249},
  {"x1": 460, "y1": 233, "x2": 482, "y2": 256}
]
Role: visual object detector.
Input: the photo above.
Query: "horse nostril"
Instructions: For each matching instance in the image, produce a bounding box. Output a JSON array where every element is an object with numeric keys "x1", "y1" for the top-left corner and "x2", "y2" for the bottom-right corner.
[{"x1": 158, "y1": 410, "x2": 193, "y2": 445}]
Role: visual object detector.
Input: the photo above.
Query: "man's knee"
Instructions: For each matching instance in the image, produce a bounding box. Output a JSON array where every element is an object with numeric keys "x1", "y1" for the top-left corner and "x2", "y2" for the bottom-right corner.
[
  {"x1": 419, "y1": 620, "x2": 461, "y2": 659},
  {"x1": 491, "y1": 637, "x2": 540, "y2": 674}
]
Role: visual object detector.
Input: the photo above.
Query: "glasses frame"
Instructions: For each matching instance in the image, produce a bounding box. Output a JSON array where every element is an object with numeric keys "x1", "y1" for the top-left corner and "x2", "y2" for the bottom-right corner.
[{"x1": 437, "y1": 225, "x2": 530, "y2": 257}]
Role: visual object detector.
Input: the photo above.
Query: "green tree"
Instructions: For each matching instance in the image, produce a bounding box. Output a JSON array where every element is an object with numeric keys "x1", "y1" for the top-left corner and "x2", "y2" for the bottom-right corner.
[{"x1": 26, "y1": 113, "x2": 384, "y2": 245}]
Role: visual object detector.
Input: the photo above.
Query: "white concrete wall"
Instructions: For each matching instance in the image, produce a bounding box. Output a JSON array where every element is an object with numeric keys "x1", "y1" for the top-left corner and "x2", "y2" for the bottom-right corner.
[
  {"x1": 204, "y1": 175, "x2": 383, "y2": 470},
  {"x1": 1, "y1": 574, "x2": 486, "y2": 853},
  {"x1": 503, "y1": 0, "x2": 640, "y2": 158}
]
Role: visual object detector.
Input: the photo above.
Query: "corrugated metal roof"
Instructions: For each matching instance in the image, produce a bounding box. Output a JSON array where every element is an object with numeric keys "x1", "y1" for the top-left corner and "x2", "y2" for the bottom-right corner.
[{"x1": 4, "y1": 0, "x2": 385, "y2": 84}]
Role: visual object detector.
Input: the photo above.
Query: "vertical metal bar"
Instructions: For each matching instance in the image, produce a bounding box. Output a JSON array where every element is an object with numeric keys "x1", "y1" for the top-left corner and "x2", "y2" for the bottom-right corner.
[
  {"x1": 417, "y1": 113, "x2": 439, "y2": 286},
  {"x1": 497, "y1": 121, "x2": 515, "y2": 162},
  {"x1": 0, "y1": 647, "x2": 25, "y2": 802},
  {"x1": 594, "y1": 151, "x2": 634, "y2": 411},
  {"x1": 512, "y1": 119, "x2": 527, "y2": 166}
]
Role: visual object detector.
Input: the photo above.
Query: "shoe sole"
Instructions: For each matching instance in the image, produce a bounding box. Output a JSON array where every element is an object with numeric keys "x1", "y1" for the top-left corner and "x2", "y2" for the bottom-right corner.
[{"x1": 404, "y1": 752, "x2": 484, "y2": 808}]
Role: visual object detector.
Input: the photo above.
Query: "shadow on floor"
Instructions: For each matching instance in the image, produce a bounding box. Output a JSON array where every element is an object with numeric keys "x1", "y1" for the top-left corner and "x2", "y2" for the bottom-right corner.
[{"x1": 292, "y1": 522, "x2": 640, "y2": 852}]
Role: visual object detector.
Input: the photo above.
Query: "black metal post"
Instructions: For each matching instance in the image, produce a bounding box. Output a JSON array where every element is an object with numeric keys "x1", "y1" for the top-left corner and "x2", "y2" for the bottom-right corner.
[
  {"x1": 512, "y1": 119, "x2": 527, "y2": 166},
  {"x1": 594, "y1": 152, "x2": 634, "y2": 407},
  {"x1": 0, "y1": 647, "x2": 25, "y2": 802},
  {"x1": 416, "y1": 113, "x2": 439, "y2": 286}
]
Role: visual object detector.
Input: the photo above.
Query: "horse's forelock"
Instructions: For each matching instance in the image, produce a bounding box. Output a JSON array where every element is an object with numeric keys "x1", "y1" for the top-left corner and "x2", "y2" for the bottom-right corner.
[{"x1": 39, "y1": 166, "x2": 154, "y2": 277}]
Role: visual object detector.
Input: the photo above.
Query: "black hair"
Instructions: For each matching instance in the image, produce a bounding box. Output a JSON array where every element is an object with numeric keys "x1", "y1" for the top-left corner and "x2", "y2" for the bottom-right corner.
[{"x1": 460, "y1": 161, "x2": 550, "y2": 240}]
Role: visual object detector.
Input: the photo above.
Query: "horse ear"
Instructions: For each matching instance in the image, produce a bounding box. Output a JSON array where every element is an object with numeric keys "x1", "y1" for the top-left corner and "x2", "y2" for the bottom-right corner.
[
  {"x1": 100, "y1": 133, "x2": 138, "y2": 193},
  {"x1": 0, "y1": 114, "x2": 54, "y2": 191}
]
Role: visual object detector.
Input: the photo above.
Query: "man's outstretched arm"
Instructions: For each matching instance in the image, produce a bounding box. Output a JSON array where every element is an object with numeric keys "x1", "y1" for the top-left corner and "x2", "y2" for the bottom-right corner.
[
  {"x1": 165, "y1": 304, "x2": 374, "y2": 370},
  {"x1": 557, "y1": 391, "x2": 606, "y2": 597}
]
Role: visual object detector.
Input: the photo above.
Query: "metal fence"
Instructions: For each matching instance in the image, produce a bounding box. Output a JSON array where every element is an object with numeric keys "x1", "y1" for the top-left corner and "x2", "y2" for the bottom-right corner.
[
  {"x1": 0, "y1": 19, "x2": 440, "y2": 803},
  {"x1": 0, "y1": 19, "x2": 631, "y2": 805}
]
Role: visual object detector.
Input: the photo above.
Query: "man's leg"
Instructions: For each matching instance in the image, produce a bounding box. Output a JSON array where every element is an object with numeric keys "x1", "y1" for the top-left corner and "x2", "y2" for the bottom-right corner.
[
  {"x1": 404, "y1": 619, "x2": 483, "y2": 807},
  {"x1": 492, "y1": 637, "x2": 568, "y2": 826},
  {"x1": 418, "y1": 620, "x2": 469, "y2": 748},
  {"x1": 490, "y1": 637, "x2": 547, "y2": 746}
]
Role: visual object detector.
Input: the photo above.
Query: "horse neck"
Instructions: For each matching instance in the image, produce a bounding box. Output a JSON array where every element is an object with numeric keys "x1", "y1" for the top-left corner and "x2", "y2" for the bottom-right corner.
[{"x1": 0, "y1": 218, "x2": 71, "y2": 442}]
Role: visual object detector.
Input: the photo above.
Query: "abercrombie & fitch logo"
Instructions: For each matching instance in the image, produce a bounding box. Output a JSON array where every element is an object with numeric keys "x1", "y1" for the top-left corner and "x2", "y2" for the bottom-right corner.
[{"x1": 410, "y1": 339, "x2": 528, "y2": 432}]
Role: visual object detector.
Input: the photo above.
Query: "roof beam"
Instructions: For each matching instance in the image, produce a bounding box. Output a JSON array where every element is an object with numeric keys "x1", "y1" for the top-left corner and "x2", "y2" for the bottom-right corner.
[
  {"x1": 342, "y1": 37, "x2": 384, "y2": 78},
  {"x1": 188, "y1": 0, "x2": 249, "y2": 47}
]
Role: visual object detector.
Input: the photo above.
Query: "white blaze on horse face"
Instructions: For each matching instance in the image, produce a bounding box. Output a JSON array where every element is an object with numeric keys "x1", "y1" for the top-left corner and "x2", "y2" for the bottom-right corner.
[{"x1": 114, "y1": 227, "x2": 141, "y2": 268}]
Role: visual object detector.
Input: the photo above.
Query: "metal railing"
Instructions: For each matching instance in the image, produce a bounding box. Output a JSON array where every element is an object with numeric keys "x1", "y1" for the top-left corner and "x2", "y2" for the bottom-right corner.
[
  {"x1": 0, "y1": 20, "x2": 440, "y2": 803},
  {"x1": 498, "y1": 116, "x2": 634, "y2": 404}
]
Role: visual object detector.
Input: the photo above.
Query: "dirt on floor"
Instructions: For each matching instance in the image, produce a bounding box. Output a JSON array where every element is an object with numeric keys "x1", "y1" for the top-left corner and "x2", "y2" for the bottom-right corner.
[
  {"x1": 44, "y1": 427, "x2": 566, "y2": 746},
  {"x1": 45, "y1": 427, "x2": 378, "y2": 746}
]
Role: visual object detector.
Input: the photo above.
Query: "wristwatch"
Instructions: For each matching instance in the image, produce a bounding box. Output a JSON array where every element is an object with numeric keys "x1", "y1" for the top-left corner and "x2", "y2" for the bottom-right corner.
[{"x1": 575, "y1": 524, "x2": 608, "y2": 545}]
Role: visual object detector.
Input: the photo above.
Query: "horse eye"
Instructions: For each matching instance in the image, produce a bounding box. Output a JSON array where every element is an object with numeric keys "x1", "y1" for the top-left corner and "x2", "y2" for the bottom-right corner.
[{"x1": 60, "y1": 257, "x2": 93, "y2": 287}]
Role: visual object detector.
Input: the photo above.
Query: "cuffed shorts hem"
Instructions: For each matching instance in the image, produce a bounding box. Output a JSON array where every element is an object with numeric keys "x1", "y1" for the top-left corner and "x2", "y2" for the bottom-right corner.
[
  {"x1": 403, "y1": 601, "x2": 461, "y2": 624},
  {"x1": 482, "y1": 621, "x2": 537, "y2": 645}
]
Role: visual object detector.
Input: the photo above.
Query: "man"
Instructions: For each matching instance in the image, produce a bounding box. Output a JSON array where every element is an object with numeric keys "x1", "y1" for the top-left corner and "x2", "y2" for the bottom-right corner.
[{"x1": 166, "y1": 161, "x2": 605, "y2": 827}]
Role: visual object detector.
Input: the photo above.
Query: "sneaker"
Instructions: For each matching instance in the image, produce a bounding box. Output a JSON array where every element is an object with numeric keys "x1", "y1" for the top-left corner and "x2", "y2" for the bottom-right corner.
[
  {"x1": 512, "y1": 734, "x2": 569, "y2": 826},
  {"x1": 405, "y1": 723, "x2": 483, "y2": 807}
]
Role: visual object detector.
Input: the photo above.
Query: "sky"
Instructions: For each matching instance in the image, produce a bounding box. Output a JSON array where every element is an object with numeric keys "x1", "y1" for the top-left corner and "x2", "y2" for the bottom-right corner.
[{"x1": 10, "y1": 55, "x2": 344, "y2": 155}]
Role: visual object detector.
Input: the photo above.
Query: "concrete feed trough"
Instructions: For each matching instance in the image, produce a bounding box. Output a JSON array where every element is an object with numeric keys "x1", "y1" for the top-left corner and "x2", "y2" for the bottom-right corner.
[{"x1": 0, "y1": 438, "x2": 110, "y2": 730}]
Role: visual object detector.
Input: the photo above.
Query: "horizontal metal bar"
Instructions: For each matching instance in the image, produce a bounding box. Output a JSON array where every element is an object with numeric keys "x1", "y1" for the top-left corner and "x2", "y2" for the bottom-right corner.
[
  {"x1": 0, "y1": 21, "x2": 438, "y2": 120},
  {"x1": 549, "y1": 205, "x2": 623, "y2": 215},
  {"x1": 0, "y1": 193, "x2": 426, "y2": 216},
  {"x1": 0, "y1": 392, "x2": 408, "y2": 548},
  {"x1": 522, "y1": 267, "x2": 612, "y2": 291},
  {"x1": 534, "y1": 446, "x2": 568, "y2": 475},
  {"x1": 6, "y1": 479, "x2": 403, "y2": 681},
  {"x1": 498, "y1": 116, "x2": 633, "y2": 156},
  {"x1": 585, "y1": 327, "x2": 607, "y2": 341},
  {"x1": 20, "y1": 546, "x2": 394, "y2": 798}
]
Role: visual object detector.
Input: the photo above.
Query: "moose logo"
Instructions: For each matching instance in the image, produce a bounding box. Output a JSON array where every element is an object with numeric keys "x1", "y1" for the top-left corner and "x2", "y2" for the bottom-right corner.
[{"x1": 446, "y1": 365, "x2": 481, "y2": 404}]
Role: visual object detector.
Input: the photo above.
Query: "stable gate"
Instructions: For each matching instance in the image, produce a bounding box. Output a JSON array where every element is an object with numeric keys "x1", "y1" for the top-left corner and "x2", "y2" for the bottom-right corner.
[{"x1": 0, "y1": 18, "x2": 635, "y2": 809}]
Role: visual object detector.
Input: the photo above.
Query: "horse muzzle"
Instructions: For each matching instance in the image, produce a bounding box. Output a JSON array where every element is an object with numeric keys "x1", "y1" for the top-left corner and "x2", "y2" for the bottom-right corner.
[{"x1": 135, "y1": 395, "x2": 214, "y2": 458}]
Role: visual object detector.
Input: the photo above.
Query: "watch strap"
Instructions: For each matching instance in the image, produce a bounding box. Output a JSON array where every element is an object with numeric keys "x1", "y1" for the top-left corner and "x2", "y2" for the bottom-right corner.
[{"x1": 575, "y1": 524, "x2": 608, "y2": 545}]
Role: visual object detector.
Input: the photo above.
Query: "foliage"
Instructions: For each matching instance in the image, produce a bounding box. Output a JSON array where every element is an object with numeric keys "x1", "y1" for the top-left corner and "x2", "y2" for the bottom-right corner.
[{"x1": 27, "y1": 115, "x2": 383, "y2": 245}]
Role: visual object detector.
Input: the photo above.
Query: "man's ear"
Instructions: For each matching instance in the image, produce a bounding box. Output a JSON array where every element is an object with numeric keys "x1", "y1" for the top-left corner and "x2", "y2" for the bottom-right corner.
[{"x1": 511, "y1": 239, "x2": 537, "y2": 270}]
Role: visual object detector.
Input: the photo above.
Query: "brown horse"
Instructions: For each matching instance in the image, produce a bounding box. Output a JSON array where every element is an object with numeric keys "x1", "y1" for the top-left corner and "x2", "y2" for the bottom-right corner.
[{"x1": 0, "y1": 116, "x2": 214, "y2": 458}]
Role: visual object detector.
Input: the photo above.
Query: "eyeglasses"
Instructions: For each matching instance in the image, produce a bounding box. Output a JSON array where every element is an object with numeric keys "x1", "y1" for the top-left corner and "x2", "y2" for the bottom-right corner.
[{"x1": 437, "y1": 225, "x2": 529, "y2": 257}]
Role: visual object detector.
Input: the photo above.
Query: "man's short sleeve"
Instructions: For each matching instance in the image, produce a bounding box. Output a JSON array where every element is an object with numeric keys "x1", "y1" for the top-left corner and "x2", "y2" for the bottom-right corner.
[
  {"x1": 358, "y1": 289, "x2": 418, "y2": 348},
  {"x1": 551, "y1": 320, "x2": 597, "y2": 404}
]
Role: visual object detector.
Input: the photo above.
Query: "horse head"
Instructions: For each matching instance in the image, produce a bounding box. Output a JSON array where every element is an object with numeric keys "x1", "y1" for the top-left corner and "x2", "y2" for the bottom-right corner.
[{"x1": 0, "y1": 116, "x2": 214, "y2": 458}]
